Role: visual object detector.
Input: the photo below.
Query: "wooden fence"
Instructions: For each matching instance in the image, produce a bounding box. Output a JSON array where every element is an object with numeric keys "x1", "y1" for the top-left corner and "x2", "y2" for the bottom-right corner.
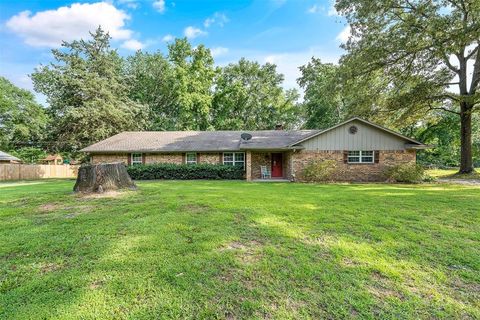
[{"x1": 0, "y1": 164, "x2": 79, "y2": 181}]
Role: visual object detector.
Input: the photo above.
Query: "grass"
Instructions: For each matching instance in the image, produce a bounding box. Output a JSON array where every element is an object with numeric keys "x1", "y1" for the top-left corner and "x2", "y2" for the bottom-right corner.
[
  {"x1": 426, "y1": 168, "x2": 480, "y2": 180},
  {"x1": 0, "y1": 179, "x2": 479, "y2": 319}
]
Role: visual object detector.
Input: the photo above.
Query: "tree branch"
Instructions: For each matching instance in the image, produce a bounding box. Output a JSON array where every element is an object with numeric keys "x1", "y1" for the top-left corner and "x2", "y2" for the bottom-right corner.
[{"x1": 426, "y1": 106, "x2": 460, "y2": 115}]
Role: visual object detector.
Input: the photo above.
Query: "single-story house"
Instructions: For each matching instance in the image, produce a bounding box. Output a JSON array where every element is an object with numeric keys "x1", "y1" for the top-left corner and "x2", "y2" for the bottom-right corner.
[
  {"x1": 81, "y1": 117, "x2": 428, "y2": 182},
  {"x1": 0, "y1": 151, "x2": 21, "y2": 164}
]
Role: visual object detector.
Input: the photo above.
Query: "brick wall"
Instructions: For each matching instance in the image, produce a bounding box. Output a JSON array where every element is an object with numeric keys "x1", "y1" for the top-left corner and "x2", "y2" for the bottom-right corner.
[
  {"x1": 145, "y1": 153, "x2": 183, "y2": 164},
  {"x1": 251, "y1": 152, "x2": 271, "y2": 180},
  {"x1": 91, "y1": 154, "x2": 129, "y2": 164},
  {"x1": 198, "y1": 153, "x2": 221, "y2": 164},
  {"x1": 291, "y1": 150, "x2": 416, "y2": 182}
]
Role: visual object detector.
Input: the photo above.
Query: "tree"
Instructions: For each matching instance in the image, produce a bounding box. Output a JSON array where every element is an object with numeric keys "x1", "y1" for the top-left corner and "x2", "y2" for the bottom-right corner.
[
  {"x1": 31, "y1": 27, "x2": 145, "y2": 152},
  {"x1": 212, "y1": 58, "x2": 300, "y2": 130},
  {"x1": 168, "y1": 38, "x2": 217, "y2": 130},
  {"x1": 298, "y1": 59, "x2": 346, "y2": 129},
  {"x1": 125, "y1": 51, "x2": 176, "y2": 130},
  {"x1": 336, "y1": 0, "x2": 480, "y2": 173},
  {"x1": 0, "y1": 77, "x2": 47, "y2": 150}
]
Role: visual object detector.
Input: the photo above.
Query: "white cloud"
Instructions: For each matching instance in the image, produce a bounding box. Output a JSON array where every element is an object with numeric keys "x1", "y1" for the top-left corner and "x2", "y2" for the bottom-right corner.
[
  {"x1": 117, "y1": 0, "x2": 139, "y2": 9},
  {"x1": 152, "y1": 0, "x2": 166, "y2": 13},
  {"x1": 6, "y1": 2, "x2": 132, "y2": 47},
  {"x1": 162, "y1": 34, "x2": 174, "y2": 42},
  {"x1": 121, "y1": 39, "x2": 144, "y2": 50},
  {"x1": 204, "y1": 12, "x2": 229, "y2": 28},
  {"x1": 327, "y1": 0, "x2": 339, "y2": 16},
  {"x1": 336, "y1": 25, "x2": 351, "y2": 43},
  {"x1": 210, "y1": 47, "x2": 229, "y2": 57},
  {"x1": 184, "y1": 26, "x2": 207, "y2": 39},
  {"x1": 307, "y1": 5, "x2": 322, "y2": 14}
]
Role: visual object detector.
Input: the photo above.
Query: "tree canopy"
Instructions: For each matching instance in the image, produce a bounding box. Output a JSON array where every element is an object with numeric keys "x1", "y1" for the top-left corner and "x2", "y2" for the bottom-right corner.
[
  {"x1": 32, "y1": 28, "x2": 146, "y2": 152},
  {"x1": 336, "y1": 0, "x2": 480, "y2": 173},
  {"x1": 0, "y1": 76, "x2": 47, "y2": 151}
]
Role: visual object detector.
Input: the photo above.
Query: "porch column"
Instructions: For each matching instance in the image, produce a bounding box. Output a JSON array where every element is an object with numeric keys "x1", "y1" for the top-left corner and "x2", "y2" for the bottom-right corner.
[{"x1": 246, "y1": 151, "x2": 252, "y2": 181}]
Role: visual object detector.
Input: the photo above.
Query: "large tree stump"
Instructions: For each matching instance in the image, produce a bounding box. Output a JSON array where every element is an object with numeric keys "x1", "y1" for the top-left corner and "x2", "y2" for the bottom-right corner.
[{"x1": 73, "y1": 162, "x2": 136, "y2": 193}]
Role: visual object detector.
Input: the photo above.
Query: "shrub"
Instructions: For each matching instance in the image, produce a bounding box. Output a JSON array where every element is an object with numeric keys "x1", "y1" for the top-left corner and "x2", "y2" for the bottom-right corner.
[
  {"x1": 126, "y1": 163, "x2": 245, "y2": 180},
  {"x1": 302, "y1": 160, "x2": 337, "y2": 182},
  {"x1": 383, "y1": 163, "x2": 427, "y2": 183}
]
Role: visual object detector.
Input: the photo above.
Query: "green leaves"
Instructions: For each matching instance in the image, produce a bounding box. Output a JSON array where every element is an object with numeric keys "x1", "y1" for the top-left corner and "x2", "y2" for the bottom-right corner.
[
  {"x1": 31, "y1": 27, "x2": 146, "y2": 153},
  {"x1": 0, "y1": 77, "x2": 48, "y2": 150}
]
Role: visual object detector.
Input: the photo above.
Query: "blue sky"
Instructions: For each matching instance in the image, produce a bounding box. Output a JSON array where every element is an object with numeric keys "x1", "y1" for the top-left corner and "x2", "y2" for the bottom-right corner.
[{"x1": 0, "y1": 0, "x2": 349, "y2": 104}]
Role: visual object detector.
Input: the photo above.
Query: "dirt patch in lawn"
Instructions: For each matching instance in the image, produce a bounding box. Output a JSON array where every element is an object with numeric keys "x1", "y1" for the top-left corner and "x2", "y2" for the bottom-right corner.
[
  {"x1": 220, "y1": 240, "x2": 264, "y2": 264},
  {"x1": 75, "y1": 190, "x2": 130, "y2": 199},
  {"x1": 180, "y1": 203, "x2": 211, "y2": 214},
  {"x1": 38, "y1": 203, "x2": 61, "y2": 213},
  {"x1": 39, "y1": 262, "x2": 63, "y2": 274},
  {"x1": 368, "y1": 271, "x2": 404, "y2": 300}
]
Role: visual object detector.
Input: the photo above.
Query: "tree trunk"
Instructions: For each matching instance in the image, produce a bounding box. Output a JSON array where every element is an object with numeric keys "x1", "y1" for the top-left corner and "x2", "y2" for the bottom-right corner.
[
  {"x1": 74, "y1": 162, "x2": 136, "y2": 193},
  {"x1": 459, "y1": 104, "x2": 474, "y2": 174}
]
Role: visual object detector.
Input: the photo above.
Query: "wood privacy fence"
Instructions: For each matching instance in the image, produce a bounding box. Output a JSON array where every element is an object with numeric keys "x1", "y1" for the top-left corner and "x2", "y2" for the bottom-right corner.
[{"x1": 0, "y1": 164, "x2": 79, "y2": 181}]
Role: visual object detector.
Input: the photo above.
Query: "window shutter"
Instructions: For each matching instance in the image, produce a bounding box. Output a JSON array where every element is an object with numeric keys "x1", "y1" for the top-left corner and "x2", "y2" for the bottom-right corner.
[
  {"x1": 127, "y1": 154, "x2": 131, "y2": 166},
  {"x1": 182, "y1": 153, "x2": 186, "y2": 164},
  {"x1": 197, "y1": 153, "x2": 201, "y2": 164},
  {"x1": 374, "y1": 151, "x2": 380, "y2": 163},
  {"x1": 142, "y1": 153, "x2": 146, "y2": 164},
  {"x1": 343, "y1": 151, "x2": 348, "y2": 164},
  {"x1": 219, "y1": 153, "x2": 223, "y2": 164}
]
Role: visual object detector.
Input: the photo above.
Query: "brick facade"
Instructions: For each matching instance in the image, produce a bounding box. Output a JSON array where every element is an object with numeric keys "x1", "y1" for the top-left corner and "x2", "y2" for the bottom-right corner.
[
  {"x1": 291, "y1": 150, "x2": 416, "y2": 182},
  {"x1": 91, "y1": 154, "x2": 129, "y2": 164},
  {"x1": 91, "y1": 149, "x2": 416, "y2": 182},
  {"x1": 198, "y1": 153, "x2": 221, "y2": 164},
  {"x1": 145, "y1": 153, "x2": 183, "y2": 165}
]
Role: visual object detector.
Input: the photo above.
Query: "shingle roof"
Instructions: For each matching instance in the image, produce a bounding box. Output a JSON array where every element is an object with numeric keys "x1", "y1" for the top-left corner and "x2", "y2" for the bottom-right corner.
[
  {"x1": 0, "y1": 150, "x2": 21, "y2": 162},
  {"x1": 81, "y1": 130, "x2": 319, "y2": 153}
]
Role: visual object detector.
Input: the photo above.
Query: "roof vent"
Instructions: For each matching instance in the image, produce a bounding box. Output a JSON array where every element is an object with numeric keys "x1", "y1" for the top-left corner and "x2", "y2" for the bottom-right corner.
[{"x1": 241, "y1": 133, "x2": 252, "y2": 141}]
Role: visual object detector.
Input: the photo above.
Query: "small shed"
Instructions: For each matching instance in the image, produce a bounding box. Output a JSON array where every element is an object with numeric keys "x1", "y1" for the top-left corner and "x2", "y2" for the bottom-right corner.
[
  {"x1": 0, "y1": 151, "x2": 22, "y2": 164},
  {"x1": 39, "y1": 154, "x2": 63, "y2": 165}
]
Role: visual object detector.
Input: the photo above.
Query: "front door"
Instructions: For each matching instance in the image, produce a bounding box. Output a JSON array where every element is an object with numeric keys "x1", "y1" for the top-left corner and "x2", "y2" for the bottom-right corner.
[{"x1": 271, "y1": 153, "x2": 283, "y2": 178}]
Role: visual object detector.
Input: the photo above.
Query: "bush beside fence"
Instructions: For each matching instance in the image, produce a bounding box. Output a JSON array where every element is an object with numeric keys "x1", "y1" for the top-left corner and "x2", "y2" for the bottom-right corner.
[{"x1": 127, "y1": 163, "x2": 245, "y2": 180}]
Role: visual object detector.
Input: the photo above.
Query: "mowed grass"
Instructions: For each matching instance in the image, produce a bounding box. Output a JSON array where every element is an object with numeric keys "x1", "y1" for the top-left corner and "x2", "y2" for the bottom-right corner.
[
  {"x1": 0, "y1": 180, "x2": 479, "y2": 319},
  {"x1": 426, "y1": 168, "x2": 480, "y2": 180}
]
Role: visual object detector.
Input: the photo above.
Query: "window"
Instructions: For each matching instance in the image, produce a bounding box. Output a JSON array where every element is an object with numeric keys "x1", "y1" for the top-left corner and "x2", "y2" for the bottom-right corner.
[
  {"x1": 348, "y1": 151, "x2": 374, "y2": 163},
  {"x1": 186, "y1": 152, "x2": 197, "y2": 165},
  {"x1": 223, "y1": 152, "x2": 245, "y2": 169},
  {"x1": 131, "y1": 153, "x2": 143, "y2": 166}
]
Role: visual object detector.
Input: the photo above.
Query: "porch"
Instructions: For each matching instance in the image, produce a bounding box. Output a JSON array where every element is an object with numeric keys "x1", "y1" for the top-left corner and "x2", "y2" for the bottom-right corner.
[{"x1": 245, "y1": 150, "x2": 293, "y2": 181}]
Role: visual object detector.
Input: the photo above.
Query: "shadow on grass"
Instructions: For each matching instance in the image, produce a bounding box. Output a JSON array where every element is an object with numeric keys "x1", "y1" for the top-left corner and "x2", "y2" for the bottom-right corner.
[{"x1": 0, "y1": 181, "x2": 479, "y2": 318}]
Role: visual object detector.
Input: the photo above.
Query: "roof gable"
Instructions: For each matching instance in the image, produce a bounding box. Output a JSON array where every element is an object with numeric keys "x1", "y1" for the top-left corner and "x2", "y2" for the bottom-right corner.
[{"x1": 290, "y1": 117, "x2": 427, "y2": 148}]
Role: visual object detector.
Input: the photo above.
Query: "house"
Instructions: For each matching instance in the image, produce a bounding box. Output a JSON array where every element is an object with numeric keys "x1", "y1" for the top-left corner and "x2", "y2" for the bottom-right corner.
[
  {"x1": 39, "y1": 154, "x2": 63, "y2": 165},
  {"x1": 81, "y1": 117, "x2": 428, "y2": 182},
  {"x1": 0, "y1": 151, "x2": 22, "y2": 164}
]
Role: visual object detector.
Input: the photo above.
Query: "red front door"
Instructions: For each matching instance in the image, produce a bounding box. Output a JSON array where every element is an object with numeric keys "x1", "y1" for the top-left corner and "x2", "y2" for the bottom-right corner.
[{"x1": 271, "y1": 153, "x2": 283, "y2": 178}]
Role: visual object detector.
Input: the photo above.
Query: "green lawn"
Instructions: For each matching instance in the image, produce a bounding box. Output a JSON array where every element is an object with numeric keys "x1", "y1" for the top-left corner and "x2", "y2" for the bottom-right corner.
[
  {"x1": 1, "y1": 180, "x2": 479, "y2": 319},
  {"x1": 426, "y1": 168, "x2": 480, "y2": 180}
]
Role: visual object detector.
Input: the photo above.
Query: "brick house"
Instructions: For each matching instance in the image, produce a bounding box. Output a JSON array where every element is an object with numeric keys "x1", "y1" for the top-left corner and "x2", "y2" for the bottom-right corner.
[{"x1": 81, "y1": 117, "x2": 428, "y2": 182}]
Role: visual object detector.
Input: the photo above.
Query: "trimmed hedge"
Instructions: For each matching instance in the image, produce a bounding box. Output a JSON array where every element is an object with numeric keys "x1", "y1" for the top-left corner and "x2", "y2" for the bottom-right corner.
[{"x1": 126, "y1": 163, "x2": 245, "y2": 180}]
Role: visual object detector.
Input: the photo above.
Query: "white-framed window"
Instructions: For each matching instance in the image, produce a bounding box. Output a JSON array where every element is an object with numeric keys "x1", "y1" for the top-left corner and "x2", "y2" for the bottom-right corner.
[
  {"x1": 131, "y1": 153, "x2": 143, "y2": 166},
  {"x1": 223, "y1": 152, "x2": 245, "y2": 169},
  {"x1": 186, "y1": 152, "x2": 197, "y2": 165},
  {"x1": 348, "y1": 150, "x2": 374, "y2": 163}
]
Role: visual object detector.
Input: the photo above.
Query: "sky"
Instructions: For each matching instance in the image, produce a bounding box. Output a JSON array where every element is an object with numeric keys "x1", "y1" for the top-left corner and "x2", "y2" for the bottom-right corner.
[{"x1": 0, "y1": 0, "x2": 349, "y2": 104}]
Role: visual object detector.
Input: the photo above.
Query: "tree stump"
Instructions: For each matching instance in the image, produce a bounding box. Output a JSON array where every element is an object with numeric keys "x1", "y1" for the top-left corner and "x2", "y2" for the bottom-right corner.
[{"x1": 73, "y1": 162, "x2": 136, "y2": 193}]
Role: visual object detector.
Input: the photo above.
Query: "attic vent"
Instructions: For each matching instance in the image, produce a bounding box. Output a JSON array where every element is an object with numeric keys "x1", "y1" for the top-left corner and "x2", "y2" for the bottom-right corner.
[
  {"x1": 241, "y1": 133, "x2": 252, "y2": 141},
  {"x1": 349, "y1": 125, "x2": 358, "y2": 134}
]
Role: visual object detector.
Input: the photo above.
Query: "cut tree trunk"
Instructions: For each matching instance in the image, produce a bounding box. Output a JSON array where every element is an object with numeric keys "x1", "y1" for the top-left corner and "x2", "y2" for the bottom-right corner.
[
  {"x1": 73, "y1": 162, "x2": 136, "y2": 193},
  {"x1": 459, "y1": 105, "x2": 474, "y2": 174}
]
